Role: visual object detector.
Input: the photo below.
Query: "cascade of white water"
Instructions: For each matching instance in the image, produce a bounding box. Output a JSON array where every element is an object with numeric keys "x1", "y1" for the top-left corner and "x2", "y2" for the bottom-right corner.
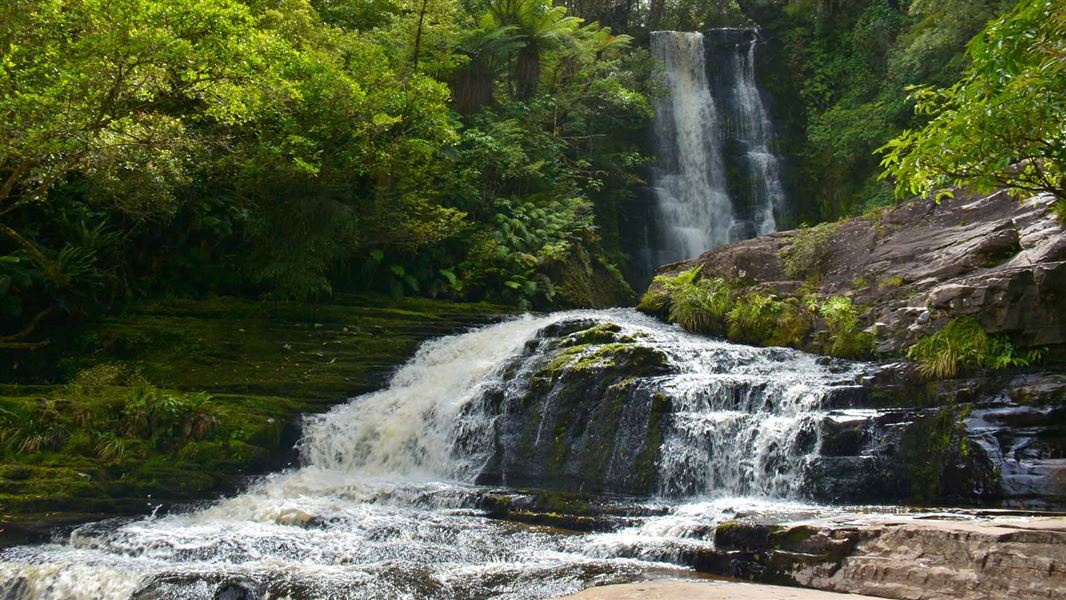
[
  {"x1": 732, "y1": 36, "x2": 784, "y2": 235},
  {"x1": 645, "y1": 30, "x2": 785, "y2": 269},
  {"x1": 0, "y1": 310, "x2": 872, "y2": 600},
  {"x1": 297, "y1": 316, "x2": 549, "y2": 479},
  {"x1": 649, "y1": 31, "x2": 734, "y2": 264}
]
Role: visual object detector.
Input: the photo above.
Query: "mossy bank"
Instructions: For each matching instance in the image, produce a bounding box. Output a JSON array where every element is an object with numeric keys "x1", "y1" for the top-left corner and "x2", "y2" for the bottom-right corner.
[{"x1": 0, "y1": 295, "x2": 510, "y2": 526}]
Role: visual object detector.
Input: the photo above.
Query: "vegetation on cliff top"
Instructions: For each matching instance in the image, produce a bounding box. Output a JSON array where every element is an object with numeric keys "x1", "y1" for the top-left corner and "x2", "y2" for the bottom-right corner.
[
  {"x1": 879, "y1": 0, "x2": 1065, "y2": 208},
  {"x1": 906, "y1": 316, "x2": 1041, "y2": 378},
  {"x1": 639, "y1": 266, "x2": 873, "y2": 358},
  {"x1": 0, "y1": 0, "x2": 651, "y2": 352}
]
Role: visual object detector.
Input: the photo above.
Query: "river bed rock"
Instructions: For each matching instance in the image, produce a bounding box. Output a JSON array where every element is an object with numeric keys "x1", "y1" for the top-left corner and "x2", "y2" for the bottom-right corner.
[{"x1": 703, "y1": 514, "x2": 1066, "y2": 600}]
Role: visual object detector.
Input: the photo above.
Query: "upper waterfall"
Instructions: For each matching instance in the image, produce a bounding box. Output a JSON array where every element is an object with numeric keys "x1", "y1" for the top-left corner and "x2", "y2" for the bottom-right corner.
[
  {"x1": 648, "y1": 31, "x2": 734, "y2": 264},
  {"x1": 641, "y1": 29, "x2": 786, "y2": 273}
]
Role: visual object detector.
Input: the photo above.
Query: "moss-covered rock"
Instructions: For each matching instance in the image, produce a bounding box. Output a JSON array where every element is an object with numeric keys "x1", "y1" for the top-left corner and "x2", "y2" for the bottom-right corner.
[{"x1": 478, "y1": 322, "x2": 673, "y2": 495}]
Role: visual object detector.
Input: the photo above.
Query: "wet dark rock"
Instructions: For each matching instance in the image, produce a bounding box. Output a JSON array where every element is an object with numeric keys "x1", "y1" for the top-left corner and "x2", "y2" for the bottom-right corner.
[
  {"x1": 214, "y1": 579, "x2": 259, "y2": 600},
  {"x1": 476, "y1": 321, "x2": 672, "y2": 496}
]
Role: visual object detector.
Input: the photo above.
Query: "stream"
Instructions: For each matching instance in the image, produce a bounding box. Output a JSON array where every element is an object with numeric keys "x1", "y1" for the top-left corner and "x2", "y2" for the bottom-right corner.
[{"x1": 0, "y1": 310, "x2": 955, "y2": 599}]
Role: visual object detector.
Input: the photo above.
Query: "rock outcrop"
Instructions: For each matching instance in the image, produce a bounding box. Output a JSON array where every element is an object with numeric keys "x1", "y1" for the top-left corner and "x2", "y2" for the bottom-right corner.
[
  {"x1": 705, "y1": 515, "x2": 1066, "y2": 600},
  {"x1": 657, "y1": 190, "x2": 1066, "y2": 355}
]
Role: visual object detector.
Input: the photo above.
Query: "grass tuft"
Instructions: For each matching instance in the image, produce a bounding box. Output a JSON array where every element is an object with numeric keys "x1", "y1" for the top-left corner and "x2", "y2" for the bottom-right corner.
[{"x1": 906, "y1": 316, "x2": 1041, "y2": 378}]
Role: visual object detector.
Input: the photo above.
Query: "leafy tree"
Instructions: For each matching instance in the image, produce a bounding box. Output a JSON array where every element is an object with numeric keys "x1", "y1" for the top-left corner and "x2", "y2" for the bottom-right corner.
[
  {"x1": 486, "y1": 0, "x2": 583, "y2": 99},
  {"x1": 0, "y1": 0, "x2": 279, "y2": 346},
  {"x1": 879, "y1": 0, "x2": 1065, "y2": 205}
]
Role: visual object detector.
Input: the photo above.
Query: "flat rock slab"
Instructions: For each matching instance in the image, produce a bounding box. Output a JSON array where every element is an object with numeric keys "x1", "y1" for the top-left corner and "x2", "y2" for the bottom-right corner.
[{"x1": 560, "y1": 581, "x2": 884, "y2": 599}]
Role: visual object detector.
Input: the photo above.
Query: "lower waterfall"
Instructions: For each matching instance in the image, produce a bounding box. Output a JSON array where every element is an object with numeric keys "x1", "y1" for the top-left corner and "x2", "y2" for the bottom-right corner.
[{"x1": 0, "y1": 310, "x2": 1015, "y2": 599}]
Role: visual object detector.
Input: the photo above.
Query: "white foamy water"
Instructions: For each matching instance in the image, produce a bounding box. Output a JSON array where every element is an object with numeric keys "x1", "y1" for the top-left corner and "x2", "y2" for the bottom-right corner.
[
  {"x1": 0, "y1": 310, "x2": 872, "y2": 599},
  {"x1": 649, "y1": 31, "x2": 734, "y2": 262},
  {"x1": 642, "y1": 30, "x2": 785, "y2": 272}
]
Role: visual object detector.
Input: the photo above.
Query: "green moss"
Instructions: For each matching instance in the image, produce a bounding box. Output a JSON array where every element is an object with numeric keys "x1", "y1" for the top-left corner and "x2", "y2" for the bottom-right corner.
[
  {"x1": 819, "y1": 296, "x2": 874, "y2": 359},
  {"x1": 565, "y1": 323, "x2": 626, "y2": 346},
  {"x1": 0, "y1": 294, "x2": 508, "y2": 517},
  {"x1": 878, "y1": 275, "x2": 904, "y2": 291},
  {"x1": 900, "y1": 406, "x2": 972, "y2": 504},
  {"x1": 780, "y1": 220, "x2": 844, "y2": 280},
  {"x1": 542, "y1": 342, "x2": 667, "y2": 377},
  {"x1": 632, "y1": 392, "x2": 668, "y2": 493}
]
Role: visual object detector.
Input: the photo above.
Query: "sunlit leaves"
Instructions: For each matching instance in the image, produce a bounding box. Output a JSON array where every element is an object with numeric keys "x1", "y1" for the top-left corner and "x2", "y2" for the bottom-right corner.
[{"x1": 879, "y1": 0, "x2": 1066, "y2": 203}]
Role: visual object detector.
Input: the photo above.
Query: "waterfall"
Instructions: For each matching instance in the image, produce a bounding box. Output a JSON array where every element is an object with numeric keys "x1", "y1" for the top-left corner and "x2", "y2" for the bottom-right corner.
[
  {"x1": 732, "y1": 35, "x2": 785, "y2": 237},
  {"x1": 0, "y1": 311, "x2": 1040, "y2": 599},
  {"x1": 643, "y1": 30, "x2": 785, "y2": 271},
  {"x1": 0, "y1": 310, "x2": 867, "y2": 599},
  {"x1": 649, "y1": 31, "x2": 734, "y2": 264}
]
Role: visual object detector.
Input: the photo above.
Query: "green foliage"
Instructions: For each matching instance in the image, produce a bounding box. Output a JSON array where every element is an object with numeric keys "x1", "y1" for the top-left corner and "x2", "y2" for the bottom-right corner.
[
  {"x1": 747, "y1": 0, "x2": 1014, "y2": 220},
  {"x1": 668, "y1": 276, "x2": 732, "y2": 334},
  {"x1": 726, "y1": 292, "x2": 784, "y2": 345},
  {"x1": 818, "y1": 296, "x2": 873, "y2": 358},
  {"x1": 637, "y1": 266, "x2": 701, "y2": 315},
  {"x1": 780, "y1": 220, "x2": 843, "y2": 280},
  {"x1": 906, "y1": 316, "x2": 1040, "y2": 378},
  {"x1": 1054, "y1": 199, "x2": 1066, "y2": 225},
  {"x1": 0, "y1": 0, "x2": 653, "y2": 346},
  {"x1": 644, "y1": 270, "x2": 873, "y2": 357},
  {"x1": 879, "y1": 0, "x2": 1065, "y2": 203}
]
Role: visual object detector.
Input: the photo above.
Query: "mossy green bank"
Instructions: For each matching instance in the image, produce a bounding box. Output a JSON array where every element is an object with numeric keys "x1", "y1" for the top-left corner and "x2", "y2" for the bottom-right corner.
[{"x1": 0, "y1": 295, "x2": 510, "y2": 522}]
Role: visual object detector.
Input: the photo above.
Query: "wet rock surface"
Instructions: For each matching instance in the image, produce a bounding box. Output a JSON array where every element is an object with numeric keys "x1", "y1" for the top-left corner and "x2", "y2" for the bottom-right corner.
[{"x1": 471, "y1": 318, "x2": 1065, "y2": 507}]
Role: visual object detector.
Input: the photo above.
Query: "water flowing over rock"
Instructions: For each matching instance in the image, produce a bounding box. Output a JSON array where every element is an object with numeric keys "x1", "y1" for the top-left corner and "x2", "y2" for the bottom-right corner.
[
  {"x1": 640, "y1": 30, "x2": 786, "y2": 277},
  {"x1": 0, "y1": 311, "x2": 1062, "y2": 599}
]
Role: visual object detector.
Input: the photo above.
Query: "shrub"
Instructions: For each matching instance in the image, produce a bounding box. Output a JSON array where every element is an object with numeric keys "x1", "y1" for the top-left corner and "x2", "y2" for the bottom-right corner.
[
  {"x1": 668, "y1": 277, "x2": 732, "y2": 334},
  {"x1": 766, "y1": 298, "x2": 814, "y2": 348},
  {"x1": 726, "y1": 293, "x2": 783, "y2": 345},
  {"x1": 819, "y1": 296, "x2": 874, "y2": 358},
  {"x1": 781, "y1": 221, "x2": 844, "y2": 280},
  {"x1": 637, "y1": 266, "x2": 701, "y2": 315},
  {"x1": 906, "y1": 316, "x2": 1040, "y2": 378},
  {"x1": 122, "y1": 379, "x2": 218, "y2": 442}
]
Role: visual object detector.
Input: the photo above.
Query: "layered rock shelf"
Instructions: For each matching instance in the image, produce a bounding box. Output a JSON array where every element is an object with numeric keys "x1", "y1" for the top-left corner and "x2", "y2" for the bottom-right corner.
[{"x1": 703, "y1": 514, "x2": 1066, "y2": 600}]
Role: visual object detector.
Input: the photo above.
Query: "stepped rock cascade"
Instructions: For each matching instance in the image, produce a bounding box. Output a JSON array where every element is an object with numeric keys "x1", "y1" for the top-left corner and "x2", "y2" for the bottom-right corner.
[
  {"x1": 642, "y1": 30, "x2": 786, "y2": 274},
  {"x1": 0, "y1": 311, "x2": 1057, "y2": 599}
]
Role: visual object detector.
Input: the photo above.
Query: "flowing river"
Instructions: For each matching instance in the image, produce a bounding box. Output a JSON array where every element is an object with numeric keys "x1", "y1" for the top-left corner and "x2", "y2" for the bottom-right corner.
[{"x1": 1, "y1": 310, "x2": 902, "y2": 599}]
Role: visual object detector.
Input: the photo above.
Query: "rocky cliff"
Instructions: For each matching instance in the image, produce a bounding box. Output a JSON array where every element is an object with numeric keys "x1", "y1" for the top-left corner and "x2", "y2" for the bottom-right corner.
[
  {"x1": 651, "y1": 190, "x2": 1065, "y2": 357},
  {"x1": 629, "y1": 190, "x2": 1066, "y2": 507}
]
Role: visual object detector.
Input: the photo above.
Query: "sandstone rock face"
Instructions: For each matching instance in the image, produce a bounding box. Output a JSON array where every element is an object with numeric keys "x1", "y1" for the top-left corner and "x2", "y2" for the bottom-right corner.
[
  {"x1": 710, "y1": 516, "x2": 1066, "y2": 600},
  {"x1": 662, "y1": 190, "x2": 1066, "y2": 354}
]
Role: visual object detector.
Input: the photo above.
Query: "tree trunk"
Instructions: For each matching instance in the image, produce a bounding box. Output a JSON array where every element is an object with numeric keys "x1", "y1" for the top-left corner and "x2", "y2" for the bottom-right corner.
[
  {"x1": 412, "y1": 0, "x2": 430, "y2": 70},
  {"x1": 514, "y1": 46, "x2": 540, "y2": 100}
]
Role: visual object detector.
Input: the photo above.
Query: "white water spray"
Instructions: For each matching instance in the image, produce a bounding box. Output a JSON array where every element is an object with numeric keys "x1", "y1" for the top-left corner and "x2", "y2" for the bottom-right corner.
[{"x1": 646, "y1": 30, "x2": 785, "y2": 267}]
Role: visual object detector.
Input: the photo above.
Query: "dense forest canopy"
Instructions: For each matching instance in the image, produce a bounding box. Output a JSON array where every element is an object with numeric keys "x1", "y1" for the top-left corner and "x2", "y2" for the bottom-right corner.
[{"x1": 1, "y1": 0, "x2": 1061, "y2": 349}]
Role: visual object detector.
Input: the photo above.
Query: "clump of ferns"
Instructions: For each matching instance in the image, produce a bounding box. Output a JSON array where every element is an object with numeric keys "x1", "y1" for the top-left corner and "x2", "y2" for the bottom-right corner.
[
  {"x1": 669, "y1": 276, "x2": 732, "y2": 334},
  {"x1": 121, "y1": 378, "x2": 218, "y2": 444},
  {"x1": 638, "y1": 266, "x2": 703, "y2": 315},
  {"x1": 906, "y1": 316, "x2": 1042, "y2": 379}
]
